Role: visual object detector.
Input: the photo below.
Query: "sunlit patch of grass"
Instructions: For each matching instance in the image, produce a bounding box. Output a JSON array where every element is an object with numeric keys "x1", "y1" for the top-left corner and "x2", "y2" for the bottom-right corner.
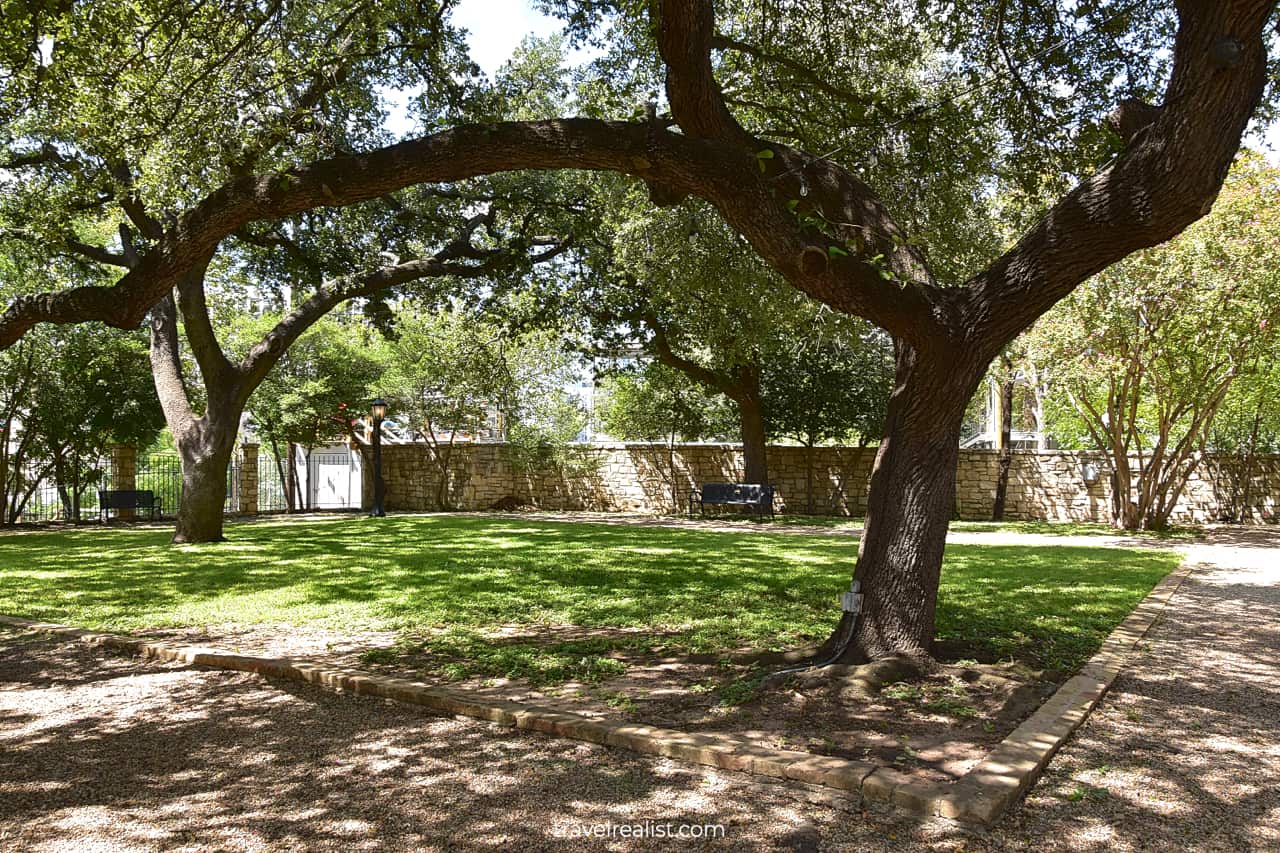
[
  {"x1": 949, "y1": 520, "x2": 1202, "y2": 540},
  {"x1": 0, "y1": 514, "x2": 1182, "y2": 673}
]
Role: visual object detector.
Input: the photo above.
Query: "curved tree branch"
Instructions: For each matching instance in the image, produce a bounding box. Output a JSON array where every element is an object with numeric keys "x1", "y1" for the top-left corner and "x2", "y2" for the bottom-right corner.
[
  {"x1": 961, "y1": 0, "x2": 1274, "y2": 359},
  {"x1": 0, "y1": 117, "x2": 938, "y2": 348},
  {"x1": 236, "y1": 218, "x2": 570, "y2": 396}
]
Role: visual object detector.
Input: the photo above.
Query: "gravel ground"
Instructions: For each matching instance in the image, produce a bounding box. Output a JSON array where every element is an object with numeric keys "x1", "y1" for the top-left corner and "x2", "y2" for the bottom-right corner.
[{"x1": 1, "y1": 527, "x2": 1277, "y2": 851}]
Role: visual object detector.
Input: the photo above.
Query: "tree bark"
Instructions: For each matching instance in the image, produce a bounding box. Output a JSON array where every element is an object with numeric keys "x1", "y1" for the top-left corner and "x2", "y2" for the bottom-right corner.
[
  {"x1": 825, "y1": 344, "x2": 981, "y2": 663},
  {"x1": 171, "y1": 421, "x2": 237, "y2": 543},
  {"x1": 737, "y1": 369, "x2": 768, "y2": 484}
]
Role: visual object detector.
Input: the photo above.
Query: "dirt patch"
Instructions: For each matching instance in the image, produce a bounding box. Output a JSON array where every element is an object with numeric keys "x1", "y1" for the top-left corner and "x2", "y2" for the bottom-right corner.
[{"x1": 138, "y1": 622, "x2": 1062, "y2": 787}]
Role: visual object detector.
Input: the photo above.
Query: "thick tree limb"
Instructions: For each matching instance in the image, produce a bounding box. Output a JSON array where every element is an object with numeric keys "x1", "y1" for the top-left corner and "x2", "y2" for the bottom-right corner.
[
  {"x1": 0, "y1": 118, "x2": 937, "y2": 348},
  {"x1": 643, "y1": 314, "x2": 742, "y2": 399},
  {"x1": 64, "y1": 239, "x2": 128, "y2": 268},
  {"x1": 149, "y1": 292, "x2": 196, "y2": 433},
  {"x1": 961, "y1": 0, "x2": 1274, "y2": 358},
  {"x1": 2, "y1": 0, "x2": 1273, "y2": 374},
  {"x1": 236, "y1": 219, "x2": 569, "y2": 395},
  {"x1": 0, "y1": 144, "x2": 62, "y2": 170},
  {"x1": 655, "y1": 0, "x2": 744, "y2": 141},
  {"x1": 175, "y1": 263, "x2": 237, "y2": 390}
]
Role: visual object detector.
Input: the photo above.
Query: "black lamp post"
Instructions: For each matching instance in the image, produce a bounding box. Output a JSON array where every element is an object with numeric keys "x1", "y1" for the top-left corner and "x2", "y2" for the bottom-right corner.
[{"x1": 370, "y1": 397, "x2": 387, "y2": 517}]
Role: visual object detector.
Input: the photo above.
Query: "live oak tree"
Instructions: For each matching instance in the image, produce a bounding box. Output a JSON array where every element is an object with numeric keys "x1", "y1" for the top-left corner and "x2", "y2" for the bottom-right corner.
[
  {"x1": 1, "y1": 1, "x2": 574, "y2": 541},
  {"x1": 580, "y1": 193, "x2": 835, "y2": 484},
  {"x1": 2, "y1": 1, "x2": 1276, "y2": 663},
  {"x1": 376, "y1": 300, "x2": 585, "y2": 509},
  {"x1": 596, "y1": 361, "x2": 737, "y2": 510}
]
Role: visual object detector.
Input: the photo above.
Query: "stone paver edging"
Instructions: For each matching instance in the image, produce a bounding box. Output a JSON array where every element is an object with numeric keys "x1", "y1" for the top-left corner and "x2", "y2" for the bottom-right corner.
[{"x1": 0, "y1": 560, "x2": 1192, "y2": 827}]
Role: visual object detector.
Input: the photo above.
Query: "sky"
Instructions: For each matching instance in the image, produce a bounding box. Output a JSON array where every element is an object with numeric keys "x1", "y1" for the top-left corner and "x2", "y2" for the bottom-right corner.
[{"x1": 452, "y1": 0, "x2": 564, "y2": 75}]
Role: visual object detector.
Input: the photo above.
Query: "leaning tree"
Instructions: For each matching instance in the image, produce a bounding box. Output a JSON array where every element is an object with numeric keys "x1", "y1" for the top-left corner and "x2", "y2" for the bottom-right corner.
[{"x1": 1, "y1": 1, "x2": 1275, "y2": 664}]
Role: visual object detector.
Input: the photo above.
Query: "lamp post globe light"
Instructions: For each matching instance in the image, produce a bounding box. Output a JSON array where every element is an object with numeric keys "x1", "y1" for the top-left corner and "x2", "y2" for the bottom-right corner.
[{"x1": 370, "y1": 398, "x2": 387, "y2": 518}]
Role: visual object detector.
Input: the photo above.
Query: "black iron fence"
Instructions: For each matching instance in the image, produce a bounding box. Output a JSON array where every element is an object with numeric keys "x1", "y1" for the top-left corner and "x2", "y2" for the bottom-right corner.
[
  {"x1": 4, "y1": 459, "x2": 108, "y2": 523},
  {"x1": 129, "y1": 453, "x2": 183, "y2": 516},
  {"x1": 4, "y1": 444, "x2": 360, "y2": 524},
  {"x1": 258, "y1": 448, "x2": 289, "y2": 513}
]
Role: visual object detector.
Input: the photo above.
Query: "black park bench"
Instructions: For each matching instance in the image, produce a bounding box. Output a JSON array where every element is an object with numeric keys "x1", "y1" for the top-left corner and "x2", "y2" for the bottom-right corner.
[
  {"x1": 98, "y1": 489, "x2": 163, "y2": 522},
  {"x1": 689, "y1": 483, "x2": 776, "y2": 518}
]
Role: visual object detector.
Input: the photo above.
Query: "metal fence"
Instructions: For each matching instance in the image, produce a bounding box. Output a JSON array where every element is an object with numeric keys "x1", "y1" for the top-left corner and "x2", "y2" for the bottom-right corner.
[
  {"x1": 258, "y1": 448, "x2": 290, "y2": 513},
  {"x1": 5, "y1": 459, "x2": 108, "y2": 523},
  {"x1": 129, "y1": 453, "x2": 183, "y2": 516},
  {"x1": 5, "y1": 444, "x2": 360, "y2": 524}
]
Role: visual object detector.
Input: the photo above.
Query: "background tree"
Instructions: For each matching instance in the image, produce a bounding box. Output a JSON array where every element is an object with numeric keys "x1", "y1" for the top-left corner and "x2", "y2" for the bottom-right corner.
[
  {"x1": 762, "y1": 322, "x2": 893, "y2": 514},
  {"x1": 1206, "y1": 358, "x2": 1280, "y2": 521},
  {"x1": 596, "y1": 361, "x2": 737, "y2": 509},
  {"x1": 378, "y1": 299, "x2": 586, "y2": 509},
  {"x1": 0, "y1": 243, "x2": 162, "y2": 523},
  {"x1": 572, "y1": 188, "x2": 856, "y2": 485},
  {"x1": 248, "y1": 316, "x2": 382, "y2": 512},
  {"x1": 1026, "y1": 156, "x2": 1280, "y2": 530}
]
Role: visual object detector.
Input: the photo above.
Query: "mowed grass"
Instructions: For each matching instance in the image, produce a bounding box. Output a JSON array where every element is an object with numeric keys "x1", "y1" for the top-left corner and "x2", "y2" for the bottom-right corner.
[
  {"x1": 0, "y1": 515, "x2": 1182, "y2": 672},
  {"x1": 760, "y1": 513, "x2": 1201, "y2": 540}
]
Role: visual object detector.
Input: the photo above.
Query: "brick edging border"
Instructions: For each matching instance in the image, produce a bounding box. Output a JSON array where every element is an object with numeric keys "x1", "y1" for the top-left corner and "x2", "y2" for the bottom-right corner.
[{"x1": 0, "y1": 560, "x2": 1193, "y2": 827}]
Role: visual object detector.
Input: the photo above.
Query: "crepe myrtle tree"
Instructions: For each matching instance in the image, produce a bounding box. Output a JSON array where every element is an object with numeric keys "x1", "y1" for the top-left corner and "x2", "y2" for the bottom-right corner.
[{"x1": 1, "y1": 1, "x2": 1276, "y2": 665}]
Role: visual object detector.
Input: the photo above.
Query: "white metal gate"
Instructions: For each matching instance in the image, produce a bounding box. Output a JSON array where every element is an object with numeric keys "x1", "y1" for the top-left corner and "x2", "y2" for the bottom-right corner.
[{"x1": 296, "y1": 445, "x2": 362, "y2": 510}]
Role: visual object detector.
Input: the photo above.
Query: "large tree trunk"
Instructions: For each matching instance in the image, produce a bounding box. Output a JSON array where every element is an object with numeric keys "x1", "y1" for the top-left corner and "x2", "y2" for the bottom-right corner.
[
  {"x1": 826, "y1": 345, "x2": 979, "y2": 663},
  {"x1": 171, "y1": 415, "x2": 239, "y2": 543},
  {"x1": 736, "y1": 366, "x2": 768, "y2": 484}
]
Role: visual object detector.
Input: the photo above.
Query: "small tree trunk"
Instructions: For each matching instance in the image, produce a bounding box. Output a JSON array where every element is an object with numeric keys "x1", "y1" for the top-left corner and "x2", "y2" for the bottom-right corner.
[
  {"x1": 71, "y1": 450, "x2": 82, "y2": 522},
  {"x1": 303, "y1": 447, "x2": 314, "y2": 511},
  {"x1": 287, "y1": 443, "x2": 300, "y2": 512},
  {"x1": 737, "y1": 377, "x2": 769, "y2": 484},
  {"x1": 1237, "y1": 408, "x2": 1264, "y2": 522},
  {"x1": 824, "y1": 345, "x2": 978, "y2": 664},
  {"x1": 269, "y1": 439, "x2": 289, "y2": 510},
  {"x1": 54, "y1": 452, "x2": 72, "y2": 520},
  {"x1": 804, "y1": 438, "x2": 816, "y2": 515},
  {"x1": 992, "y1": 374, "x2": 1015, "y2": 521}
]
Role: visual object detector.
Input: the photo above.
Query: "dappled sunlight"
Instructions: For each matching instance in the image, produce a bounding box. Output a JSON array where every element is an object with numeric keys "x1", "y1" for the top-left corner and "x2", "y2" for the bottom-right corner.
[{"x1": 0, "y1": 516, "x2": 1180, "y2": 672}]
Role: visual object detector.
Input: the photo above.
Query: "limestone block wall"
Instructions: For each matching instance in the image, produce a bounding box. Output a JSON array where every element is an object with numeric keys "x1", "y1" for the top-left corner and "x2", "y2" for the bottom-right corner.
[{"x1": 362, "y1": 442, "x2": 1280, "y2": 524}]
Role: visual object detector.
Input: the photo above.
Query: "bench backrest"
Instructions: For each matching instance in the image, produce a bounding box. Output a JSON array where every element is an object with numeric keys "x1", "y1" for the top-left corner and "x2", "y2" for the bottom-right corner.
[
  {"x1": 700, "y1": 483, "x2": 774, "y2": 504},
  {"x1": 701, "y1": 483, "x2": 738, "y2": 502},
  {"x1": 98, "y1": 490, "x2": 157, "y2": 509},
  {"x1": 735, "y1": 484, "x2": 773, "y2": 504}
]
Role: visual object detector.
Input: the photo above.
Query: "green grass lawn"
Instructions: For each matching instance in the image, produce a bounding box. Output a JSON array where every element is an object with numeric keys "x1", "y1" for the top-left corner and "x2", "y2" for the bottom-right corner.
[
  {"x1": 759, "y1": 513, "x2": 1200, "y2": 540},
  {"x1": 0, "y1": 515, "x2": 1182, "y2": 675}
]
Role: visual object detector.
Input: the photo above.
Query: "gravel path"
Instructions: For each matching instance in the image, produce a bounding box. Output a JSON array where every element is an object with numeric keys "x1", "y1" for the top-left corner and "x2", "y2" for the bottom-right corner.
[{"x1": 1, "y1": 527, "x2": 1277, "y2": 850}]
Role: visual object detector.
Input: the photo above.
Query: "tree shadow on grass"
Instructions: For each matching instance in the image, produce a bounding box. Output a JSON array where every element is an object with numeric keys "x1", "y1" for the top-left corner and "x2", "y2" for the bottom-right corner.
[{"x1": 0, "y1": 516, "x2": 1183, "y2": 681}]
